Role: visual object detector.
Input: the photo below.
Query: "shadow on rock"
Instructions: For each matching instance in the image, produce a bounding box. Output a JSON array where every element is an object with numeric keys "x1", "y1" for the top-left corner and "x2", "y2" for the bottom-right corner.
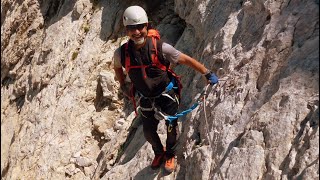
[{"x1": 134, "y1": 166, "x2": 160, "y2": 180}]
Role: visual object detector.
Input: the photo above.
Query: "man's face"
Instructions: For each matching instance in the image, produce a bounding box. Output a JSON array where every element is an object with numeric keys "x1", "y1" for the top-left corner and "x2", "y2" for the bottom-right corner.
[{"x1": 126, "y1": 23, "x2": 148, "y2": 45}]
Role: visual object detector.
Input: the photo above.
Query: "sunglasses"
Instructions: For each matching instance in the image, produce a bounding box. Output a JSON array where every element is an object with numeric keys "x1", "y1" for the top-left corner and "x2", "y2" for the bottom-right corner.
[{"x1": 126, "y1": 24, "x2": 146, "y2": 31}]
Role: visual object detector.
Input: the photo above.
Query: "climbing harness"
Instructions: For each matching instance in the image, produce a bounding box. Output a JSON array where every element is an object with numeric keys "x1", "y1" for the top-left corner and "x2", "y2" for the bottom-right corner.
[
  {"x1": 155, "y1": 83, "x2": 213, "y2": 124},
  {"x1": 158, "y1": 77, "x2": 229, "y2": 123},
  {"x1": 157, "y1": 83, "x2": 212, "y2": 133}
]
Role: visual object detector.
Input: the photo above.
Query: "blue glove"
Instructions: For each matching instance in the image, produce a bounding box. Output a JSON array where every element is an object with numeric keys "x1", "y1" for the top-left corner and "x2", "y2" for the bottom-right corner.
[{"x1": 204, "y1": 71, "x2": 219, "y2": 85}]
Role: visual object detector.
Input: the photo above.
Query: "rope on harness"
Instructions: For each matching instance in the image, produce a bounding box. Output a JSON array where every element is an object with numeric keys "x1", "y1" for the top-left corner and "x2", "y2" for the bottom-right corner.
[
  {"x1": 135, "y1": 78, "x2": 178, "y2": 113},
  {"x1": 155, "y1": 77, "x2": 229, "y2": 124},
  {"x1": 163, "y1": 84, "x2": 212, "y2": 124}
]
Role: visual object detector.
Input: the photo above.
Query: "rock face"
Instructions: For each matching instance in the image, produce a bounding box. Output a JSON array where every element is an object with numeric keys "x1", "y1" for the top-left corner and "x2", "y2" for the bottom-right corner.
[{"x1": 1, "y1": 0, "x2": 318, "y2": 180}]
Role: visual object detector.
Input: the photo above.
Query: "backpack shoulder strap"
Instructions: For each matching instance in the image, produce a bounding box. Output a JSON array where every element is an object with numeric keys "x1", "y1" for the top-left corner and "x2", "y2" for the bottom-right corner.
[{"x1": 148, "y1": 37, "x2": 168, "y2": 71}]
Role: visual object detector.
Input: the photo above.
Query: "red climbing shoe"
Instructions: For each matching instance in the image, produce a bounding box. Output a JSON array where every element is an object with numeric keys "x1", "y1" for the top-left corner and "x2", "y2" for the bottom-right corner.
[{"x1": 151, "y1": 152, "x2": 165, "y2": 169}]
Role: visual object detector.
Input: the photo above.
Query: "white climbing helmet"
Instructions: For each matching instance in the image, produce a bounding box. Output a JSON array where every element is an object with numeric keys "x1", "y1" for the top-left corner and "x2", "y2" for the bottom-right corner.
[{"x1": 123, "y1": 6, "x2": 148, "y2": 26}]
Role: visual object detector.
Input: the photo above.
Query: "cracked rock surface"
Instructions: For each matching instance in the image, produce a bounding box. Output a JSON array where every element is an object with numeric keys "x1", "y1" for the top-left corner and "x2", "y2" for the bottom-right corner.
[{"x1": 1, "y1": 0, "x2": 318, "y2": 179}]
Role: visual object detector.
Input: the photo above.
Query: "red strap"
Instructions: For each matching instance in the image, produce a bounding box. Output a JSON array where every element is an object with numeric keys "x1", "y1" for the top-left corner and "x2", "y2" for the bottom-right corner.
[{"x1": 124, "y1": 34, "x2": 167, "y2": 76}]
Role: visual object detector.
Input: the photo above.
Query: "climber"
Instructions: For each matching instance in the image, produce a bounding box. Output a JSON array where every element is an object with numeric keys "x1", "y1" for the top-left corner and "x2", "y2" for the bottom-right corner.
[{"x1": 113, "y1": 5, "x2": 218, "y2": 173}]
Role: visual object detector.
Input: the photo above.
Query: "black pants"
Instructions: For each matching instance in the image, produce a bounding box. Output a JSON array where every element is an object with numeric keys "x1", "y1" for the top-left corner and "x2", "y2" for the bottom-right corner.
[{"x1": 139, "y1": 90, "x2": 179, "y2": 158}]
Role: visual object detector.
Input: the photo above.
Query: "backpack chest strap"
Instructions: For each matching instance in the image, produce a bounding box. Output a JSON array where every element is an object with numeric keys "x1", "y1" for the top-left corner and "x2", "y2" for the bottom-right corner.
[{"x1": 124, "y1": 37, "x2": 168, "y2": 77}]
